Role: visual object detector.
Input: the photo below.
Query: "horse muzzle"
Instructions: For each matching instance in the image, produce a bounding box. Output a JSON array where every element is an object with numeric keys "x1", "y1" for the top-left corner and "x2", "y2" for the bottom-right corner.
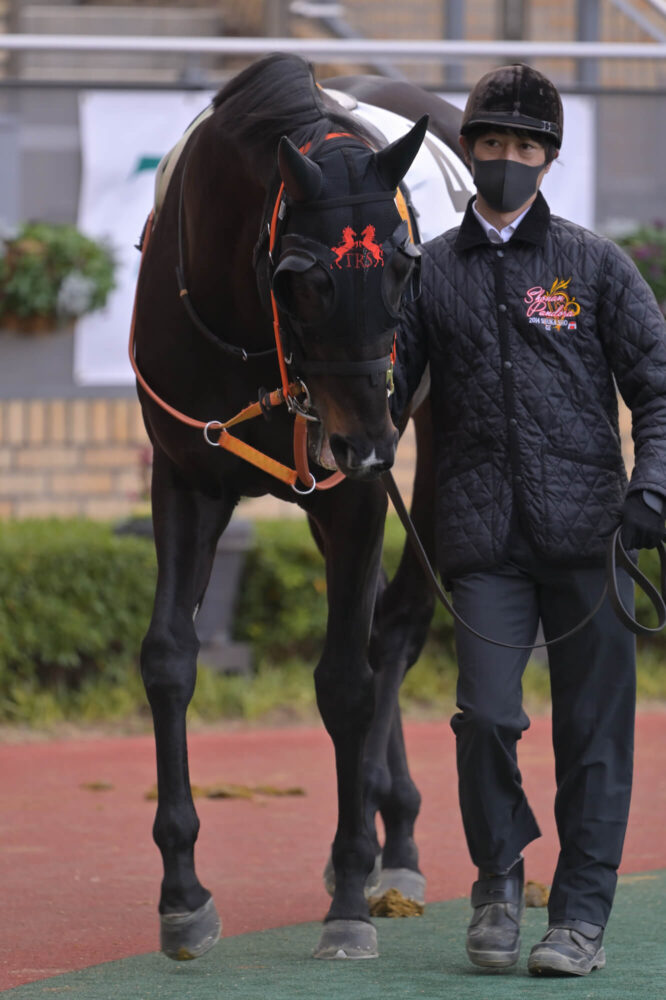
[{"x1": 328, "y1": 427, "x2": 399, "y2": 480}]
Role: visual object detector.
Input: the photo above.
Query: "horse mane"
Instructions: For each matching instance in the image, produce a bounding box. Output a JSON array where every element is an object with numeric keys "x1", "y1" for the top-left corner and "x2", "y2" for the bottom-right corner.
[{"x1": 211, "y1": 53, "x2": 378, "y2": 163}]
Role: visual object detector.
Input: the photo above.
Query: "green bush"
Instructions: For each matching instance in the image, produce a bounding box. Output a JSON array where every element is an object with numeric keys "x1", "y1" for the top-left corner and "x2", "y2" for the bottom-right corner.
[
  {"x1": 234, "y1": 519, "x2": 328, "y2": 662},
  {"x1": 0, "y1": 520, "x2": 155, "y2": 722},
  {"x1": 1, "y1": 516, "x2": 665, "y2": 728}
]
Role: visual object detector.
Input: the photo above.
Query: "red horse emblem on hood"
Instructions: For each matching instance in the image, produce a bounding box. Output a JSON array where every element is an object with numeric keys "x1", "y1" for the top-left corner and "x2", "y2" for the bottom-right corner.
[
  {"x1": 331, "y1": 226, "x2": 357, "y2": 268},
  {"x1": 330, "y1": 224, "x2": 385, "y2": 269},
  {"x1": 359, "y1": 225, "x2": 384, "y2": 266}
]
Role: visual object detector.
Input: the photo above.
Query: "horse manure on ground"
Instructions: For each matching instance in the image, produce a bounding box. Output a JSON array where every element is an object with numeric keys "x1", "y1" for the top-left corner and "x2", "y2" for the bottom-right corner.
[
  {"x1": 368, "y1": 888, "x2": 425, "y2": 917},
  {"x1": 524, "y1": 880, "x2": 550, "y2": 907},
  {"x1": 80, "y1": 781, "x2": 114, "y2": 792},
  {"x1": 144, "y1": 783, "x2": 305, "y2": 801}
]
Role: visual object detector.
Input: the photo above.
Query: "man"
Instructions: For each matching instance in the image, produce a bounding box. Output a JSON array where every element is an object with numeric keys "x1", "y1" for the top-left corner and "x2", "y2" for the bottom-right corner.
[{"x1": 392, "y1": 64, "x2": 666, "y2": 976}]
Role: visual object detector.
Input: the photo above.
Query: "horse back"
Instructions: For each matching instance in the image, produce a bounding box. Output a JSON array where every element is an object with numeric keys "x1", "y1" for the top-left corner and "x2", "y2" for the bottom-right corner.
[{"x1": 323, "y1": 76, "x2": 463, "y2": 156}]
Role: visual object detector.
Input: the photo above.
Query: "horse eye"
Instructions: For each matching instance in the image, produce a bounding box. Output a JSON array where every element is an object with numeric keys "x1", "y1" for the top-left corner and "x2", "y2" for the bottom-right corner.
[
  {"x1": 383, "y1": 251, "x2": 414, "y2": 315},
  {"x1": 289, "y1": 267, "x2": 334, "y2": 323}
]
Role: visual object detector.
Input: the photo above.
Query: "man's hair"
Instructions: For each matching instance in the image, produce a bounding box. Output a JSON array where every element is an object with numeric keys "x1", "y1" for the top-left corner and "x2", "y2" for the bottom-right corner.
[{"x1": 464, "y1": 124, "x2": 559, "y2": 165}]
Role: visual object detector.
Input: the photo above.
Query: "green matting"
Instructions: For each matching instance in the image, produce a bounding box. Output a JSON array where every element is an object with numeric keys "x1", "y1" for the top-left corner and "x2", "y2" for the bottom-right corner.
[{"x1": 7, "y1": 871, "x2": 665, "y2": 999}]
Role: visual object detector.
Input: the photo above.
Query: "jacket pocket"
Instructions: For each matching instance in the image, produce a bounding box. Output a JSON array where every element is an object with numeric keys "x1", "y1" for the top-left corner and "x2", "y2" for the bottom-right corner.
[
  {"x1": 435, "y1": 456, "x2": 512, "y2": 575},
  {"x1": 541, "y1": 448, "x2": 626, "y2": 555},
  {"x1": 547, "y1": 446, "x2": 620, "y2": 472}
]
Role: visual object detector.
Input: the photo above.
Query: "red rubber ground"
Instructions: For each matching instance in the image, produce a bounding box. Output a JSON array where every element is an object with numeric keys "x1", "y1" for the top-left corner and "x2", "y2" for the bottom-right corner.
[{"x1": 1, "y1": 711, "x2": 664, "y2": 991}]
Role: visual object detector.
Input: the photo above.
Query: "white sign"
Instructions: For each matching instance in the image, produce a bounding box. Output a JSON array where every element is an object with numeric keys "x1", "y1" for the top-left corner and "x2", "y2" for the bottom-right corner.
[
  {"x1": 74, "y1": 91, "x2": 594, "y2": 386},
  {"x1": 75, "y1": 91, "x2": 215, "y2": 385}
]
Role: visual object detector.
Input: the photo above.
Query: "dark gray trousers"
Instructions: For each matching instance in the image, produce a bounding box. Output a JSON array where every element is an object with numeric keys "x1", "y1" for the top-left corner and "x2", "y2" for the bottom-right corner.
[{"x1": 449, "y1": 527, "x2": 636, "y2": 928}]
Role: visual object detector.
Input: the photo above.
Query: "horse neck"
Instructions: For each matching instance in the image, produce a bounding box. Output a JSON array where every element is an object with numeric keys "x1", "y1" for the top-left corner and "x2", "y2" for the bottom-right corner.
[{"x1": 177, "y1": 131, "x2": 275, "y2": 354}]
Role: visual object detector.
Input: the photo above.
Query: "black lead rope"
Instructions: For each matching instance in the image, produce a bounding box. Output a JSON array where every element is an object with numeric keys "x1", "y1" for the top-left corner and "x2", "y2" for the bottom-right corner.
[
  {"x1": 382, "y1": 471, "x2": 666, "y2": 649},
  {"x1": 607, "y1": 525, "x2": 666, "y2": 634}
]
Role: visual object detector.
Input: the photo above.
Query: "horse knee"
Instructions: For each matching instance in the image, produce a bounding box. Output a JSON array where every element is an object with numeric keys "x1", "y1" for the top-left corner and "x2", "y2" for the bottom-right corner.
[
  {"x1": 140, "y1": 630, "x2": 199, "y2": 708},
  {"x1": 314, "y1": 658, "x2": 375, "y2": 735}
]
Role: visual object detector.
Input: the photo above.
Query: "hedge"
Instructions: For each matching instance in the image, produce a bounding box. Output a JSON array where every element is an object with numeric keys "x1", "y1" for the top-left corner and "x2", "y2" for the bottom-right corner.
[
  {"x1": 0, "y1": 520, "x2": 156, "y2": 721},
  {"x1": 0, "y1": 517, "x2": 665, "y2": 725}
]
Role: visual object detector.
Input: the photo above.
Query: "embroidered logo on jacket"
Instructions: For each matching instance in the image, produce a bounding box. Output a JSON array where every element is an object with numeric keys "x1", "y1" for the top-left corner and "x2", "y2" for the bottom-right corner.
[
  {"x1": 523, "y1": 277, "x2": 581, "y2": 331},
  {"x1": 331, "y1": 225, "x2": 384, "y2": 269}
]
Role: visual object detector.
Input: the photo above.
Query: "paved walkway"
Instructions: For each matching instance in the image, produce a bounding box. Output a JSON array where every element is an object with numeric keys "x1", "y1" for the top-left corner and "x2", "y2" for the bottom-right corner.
[{"x1": 1, "y1": 711, "x2": 664, "y2": 992}]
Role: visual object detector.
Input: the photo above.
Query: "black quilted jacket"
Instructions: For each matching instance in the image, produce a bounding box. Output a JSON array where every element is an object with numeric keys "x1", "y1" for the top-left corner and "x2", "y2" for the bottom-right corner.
[{"x1": 394, "y1": 193, "x2": 666, "y2": 579}]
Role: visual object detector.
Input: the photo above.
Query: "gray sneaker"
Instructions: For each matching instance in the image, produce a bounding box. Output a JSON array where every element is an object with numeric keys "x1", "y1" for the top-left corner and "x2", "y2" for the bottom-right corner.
[
  {"x1": 466, "y1": 858, "x2": 524, "y2": 968},
  {"x1": 528, "y1": 921, "x2": 606, "y2": 976}
]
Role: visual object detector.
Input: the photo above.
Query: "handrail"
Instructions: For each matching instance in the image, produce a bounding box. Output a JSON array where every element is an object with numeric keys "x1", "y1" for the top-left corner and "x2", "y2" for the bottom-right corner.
[
  {"x1": 0, "y1": 35, "x2": 665, "y2": 61},
  {"x1": 607, "y1": 0, "x2": 666, "y2": 42}
]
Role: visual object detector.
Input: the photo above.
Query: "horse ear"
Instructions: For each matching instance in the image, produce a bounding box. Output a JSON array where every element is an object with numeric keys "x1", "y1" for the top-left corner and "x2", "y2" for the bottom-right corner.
[
  {"x1": 374, "y1": 114, "x2": 429, "y2": 189},
  {"x1": 278, "y1": 137, "x2": 323, "y2": 202}
]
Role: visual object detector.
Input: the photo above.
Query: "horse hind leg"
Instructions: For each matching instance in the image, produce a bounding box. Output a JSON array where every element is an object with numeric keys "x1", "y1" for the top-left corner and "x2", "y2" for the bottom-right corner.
[
  {"x1": 141, "y1": 449, "x2": 234, "y2": 959},
  {"x1": 370, "y1": 714, "x2": 427, "y2": 910}
]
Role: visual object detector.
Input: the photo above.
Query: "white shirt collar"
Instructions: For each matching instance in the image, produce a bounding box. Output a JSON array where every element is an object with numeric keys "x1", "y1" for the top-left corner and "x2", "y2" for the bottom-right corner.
[{"x1": 472, "y1": 198, "x2": 531, "y2": 244}]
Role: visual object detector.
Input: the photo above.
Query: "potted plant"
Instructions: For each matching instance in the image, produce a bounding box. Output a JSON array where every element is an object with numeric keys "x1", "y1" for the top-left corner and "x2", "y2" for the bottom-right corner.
[{"x1": 0, "y1": 220, "x2": 116, "y2": 334}]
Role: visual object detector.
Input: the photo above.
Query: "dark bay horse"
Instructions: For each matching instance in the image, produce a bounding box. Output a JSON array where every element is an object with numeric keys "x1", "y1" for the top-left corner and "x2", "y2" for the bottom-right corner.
[{"x1": 132, "y1": 52, "x2": 464, "y2": 962}]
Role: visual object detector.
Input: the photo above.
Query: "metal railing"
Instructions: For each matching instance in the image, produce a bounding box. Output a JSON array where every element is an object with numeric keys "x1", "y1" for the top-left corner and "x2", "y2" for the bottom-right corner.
[{"x1": 1, "y1": 35, "x2": 665, "y2": 61}]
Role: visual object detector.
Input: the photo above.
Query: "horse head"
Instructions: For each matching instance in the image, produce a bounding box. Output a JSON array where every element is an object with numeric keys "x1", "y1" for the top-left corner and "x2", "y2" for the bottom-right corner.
[{"x1": 270, "y1": 115, "x2": 427, "y2": 480}]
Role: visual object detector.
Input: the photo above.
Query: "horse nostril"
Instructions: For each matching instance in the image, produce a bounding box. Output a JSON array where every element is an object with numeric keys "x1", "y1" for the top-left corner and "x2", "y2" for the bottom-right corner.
[
  {"x1": 328, "y1": 433, "x2": 395, "y2": 477},
  {"x1": 328, "y1": 433, "x2": 352, "y2": 464}
]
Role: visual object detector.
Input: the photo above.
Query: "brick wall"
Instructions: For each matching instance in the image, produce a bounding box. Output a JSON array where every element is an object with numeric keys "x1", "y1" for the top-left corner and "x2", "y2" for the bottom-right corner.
[
  {"x1": 0, "y1": 398, "x2": 150, "y2": 519},
  {"x1": 0, "y1": 393, "x2": 421, "y2": 521}
]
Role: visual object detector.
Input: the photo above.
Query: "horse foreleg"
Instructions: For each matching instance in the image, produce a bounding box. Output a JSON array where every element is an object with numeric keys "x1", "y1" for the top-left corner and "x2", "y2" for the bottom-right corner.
[
  {"x1": 311, "y1": 483, "x2": 387, "y2": 960},
  {"x1": 364, "y1": 400, "x2": 436, "y2": 908},
  {"x1": 140, "y1": 448, "x2": 234, "y2": 960}
]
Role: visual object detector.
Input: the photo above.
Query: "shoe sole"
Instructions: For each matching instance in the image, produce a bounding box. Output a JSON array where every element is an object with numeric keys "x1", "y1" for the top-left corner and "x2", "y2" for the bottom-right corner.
[
  {"x1": 467, "y1": 946, "x2": 519, "y2": 969},
  {"x1": 528, "y1": 945, "x2": 606, "y2": 977}
]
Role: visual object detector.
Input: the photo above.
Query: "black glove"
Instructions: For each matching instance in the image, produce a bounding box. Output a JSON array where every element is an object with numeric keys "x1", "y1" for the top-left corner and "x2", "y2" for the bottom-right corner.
[{"x1": 620, "y1": 492, "x2": 666, "y2": 550}]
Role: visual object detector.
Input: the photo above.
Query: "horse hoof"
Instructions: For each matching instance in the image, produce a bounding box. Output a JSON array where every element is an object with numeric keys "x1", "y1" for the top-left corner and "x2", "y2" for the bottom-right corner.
[
  {"x1": 160, "y1": 896, "x2": 222, "y2": 961},
  {"x1": 373, "y1": 867, "x2": 426, "y2": 905},
  {"x1": 312, "y1": 919, "x2": 378, "y2": 960},
  {"x1": 323, "y1": 852, "x2": 382, "y2": 898}
]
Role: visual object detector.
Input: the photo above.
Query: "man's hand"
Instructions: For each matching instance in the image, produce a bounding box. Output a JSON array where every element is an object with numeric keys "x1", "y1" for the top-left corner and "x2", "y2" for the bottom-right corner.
[{"x1": 620, "y1": 492, "x2": 666, "y2": 550}]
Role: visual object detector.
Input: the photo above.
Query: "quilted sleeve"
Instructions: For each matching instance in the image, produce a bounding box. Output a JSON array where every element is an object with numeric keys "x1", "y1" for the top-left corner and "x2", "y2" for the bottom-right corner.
[{"x1": 597, "y1": 239, "x2": 666, "y2": 499}]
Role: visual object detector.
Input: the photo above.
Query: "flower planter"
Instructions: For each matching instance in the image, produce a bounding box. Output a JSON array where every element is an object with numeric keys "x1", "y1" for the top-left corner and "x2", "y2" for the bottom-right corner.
[
  {"x1": 1, "y1": 313, "x2": 65, "y2": 335},
  {"x1": 0, "y1": 324, "x2": 78, "y2": 399}
]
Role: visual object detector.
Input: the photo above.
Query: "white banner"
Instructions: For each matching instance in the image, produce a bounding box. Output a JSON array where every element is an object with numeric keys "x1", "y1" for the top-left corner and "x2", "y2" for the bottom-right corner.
[
  {"x1": 74, "y1": 90, "x2": 594, "y2": 386},
  {"x1": 75, "y1": 91, "x2": 215, "y2": 385}
]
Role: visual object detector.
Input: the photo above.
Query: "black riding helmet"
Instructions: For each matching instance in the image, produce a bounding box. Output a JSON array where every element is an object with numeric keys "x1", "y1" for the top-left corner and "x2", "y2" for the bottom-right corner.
[{"x1": 460, "y1": 63, "x2": 563, "y2": 149}]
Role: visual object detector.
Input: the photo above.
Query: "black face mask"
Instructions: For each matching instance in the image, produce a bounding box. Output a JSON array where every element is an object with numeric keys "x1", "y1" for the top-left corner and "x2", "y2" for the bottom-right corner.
[{"x1": 471, "y1": 156, "x2": 545, "y2": 213}]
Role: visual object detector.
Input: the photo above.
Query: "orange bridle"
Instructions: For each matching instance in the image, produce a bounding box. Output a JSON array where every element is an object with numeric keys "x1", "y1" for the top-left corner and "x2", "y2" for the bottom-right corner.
[
  {"x1": 129, "y1": 129, "x2": 409, "y2": 495},
  {"x1": 129, "y1": 152, "x2": 345, "y2": 494}
]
